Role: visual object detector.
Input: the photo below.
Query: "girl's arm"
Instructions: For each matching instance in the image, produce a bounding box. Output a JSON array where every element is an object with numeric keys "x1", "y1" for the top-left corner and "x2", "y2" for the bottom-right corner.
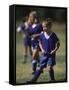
[
  {"x1": 39, "y1": 40, "x2": 45, "y2": 53},
  {"x1": 50, "y1": 41, "x2": 60, "y2": 54},
  {"x1": 32, "y1": 33, "x2": 41, "y2": 38}
]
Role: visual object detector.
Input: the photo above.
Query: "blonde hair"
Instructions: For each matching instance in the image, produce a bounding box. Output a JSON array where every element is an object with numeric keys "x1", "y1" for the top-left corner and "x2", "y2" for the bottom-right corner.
[
  {"x1": 42, "y1": 18, "x2": 52, "y2": 26},
  {"x1": 29, "y1": 11, "x2": 37, "y2": 18},
  {"x1": 28, "y1": 11, "x2": 38, "y2": 24}
]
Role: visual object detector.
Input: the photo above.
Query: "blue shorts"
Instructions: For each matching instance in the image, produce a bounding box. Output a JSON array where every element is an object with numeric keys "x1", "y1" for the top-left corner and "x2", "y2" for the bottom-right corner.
[
  {"x1": 39, "y1": 54, "x2": 56, "y2": 69},
  {"x1": 24, "y1": 37, "x2": 31, "y2": 47},
  {"x1": 31, "y1": 39, "x2": 39, "y2": 50},
  {"x1": 47, "y1": 56, "x2": 56, "y2": 66}
]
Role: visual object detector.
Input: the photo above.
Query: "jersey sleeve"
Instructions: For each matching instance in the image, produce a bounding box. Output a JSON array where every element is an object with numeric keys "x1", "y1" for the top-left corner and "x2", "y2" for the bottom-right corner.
[
  {"x1": 53, "y1": 32, "x2": 59, "y2": 43},
  {"x1": 17, "y1": 24, "x2": 25, "y2": 32}
]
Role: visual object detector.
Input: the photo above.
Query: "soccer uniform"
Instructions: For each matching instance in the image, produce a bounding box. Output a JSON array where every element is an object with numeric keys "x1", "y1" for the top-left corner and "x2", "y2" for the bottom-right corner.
[
  {"x1": 29, "y1": 32, "x2": 59, "y2": 82},
  {"x1": 28, "y1": 23, "x2": 43, "y2": 50},
  {"x1": 39, "y1": 32, "x2": 59, "y2": 68},
  {"x1": 28, "y1": 23, "x2": 43, "y2": 73}
]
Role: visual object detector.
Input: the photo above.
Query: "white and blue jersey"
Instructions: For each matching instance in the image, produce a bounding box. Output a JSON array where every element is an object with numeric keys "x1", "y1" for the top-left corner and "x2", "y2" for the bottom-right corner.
[
  {"x1": 39, "y1": 32, "x2": 59, "y2": 67},
  {"x1": 28, "y1": 23, "x2": 43, "y2": 50},
  {"x1": 40, "y1": 32, "x2": 59, "y2": 54}
]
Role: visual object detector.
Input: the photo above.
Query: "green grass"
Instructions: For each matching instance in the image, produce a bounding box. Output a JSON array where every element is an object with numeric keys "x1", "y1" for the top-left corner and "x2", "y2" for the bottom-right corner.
[{"x1": 16, "y1": 23, "x2": 67, "y2": 84}]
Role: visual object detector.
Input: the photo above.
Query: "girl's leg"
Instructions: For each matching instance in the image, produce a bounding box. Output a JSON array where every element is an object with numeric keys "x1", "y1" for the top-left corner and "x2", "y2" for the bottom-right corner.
[
  {"x1": 27, "y1": 54, "x2": 48, "y2": 83},
  {"x1": 23, "y1": 46, "x2": 28, "y2": 63},
  {"x1": 32, "y1": 49, "x2": 39, "y2": 74},
  {"x1": 31, "y1": 67, "x2": 42, "y2": 82},
  {"x1": 48, "y1": 66, "x2": 55, "y2": 81},
  {"x1": 36, "y1": 51, "x2": 40, "y2": 67},
  {"x1": 23, "y1": 37, "x2": 28, "y2": 63},
  {"x1": 29, "y1": 46, "x2": 32, "y2": 56}
]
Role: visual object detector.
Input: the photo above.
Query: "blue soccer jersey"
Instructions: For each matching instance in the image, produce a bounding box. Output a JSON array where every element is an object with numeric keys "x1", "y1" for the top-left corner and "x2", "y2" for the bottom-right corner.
[
  {"x1": 39, "y1": 32, "x2": 59, "y2": 66},
  {"x1": 29, "y1": 23, "x2": 43, "y2": 49},
  {"x1": 40, "y1": 32, "x2": 59, "y2": 54}
]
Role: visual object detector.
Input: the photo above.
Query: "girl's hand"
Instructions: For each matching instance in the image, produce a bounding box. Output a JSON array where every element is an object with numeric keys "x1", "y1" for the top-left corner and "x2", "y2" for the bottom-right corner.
[
  {"x1": 50, "y1": 50, "x2": 56, "y2": 55},
  {"x1": 50, "y1": 41, "x2": 60, "y2": 55},
  {"x1": 32, "y1": 35, "x2": 36, "y2": 38}
]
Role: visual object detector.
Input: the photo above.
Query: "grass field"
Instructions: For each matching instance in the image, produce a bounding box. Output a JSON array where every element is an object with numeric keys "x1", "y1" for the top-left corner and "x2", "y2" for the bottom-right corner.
[{"x1": 16, "y1": 22, "x2": 66, "y2": 84}]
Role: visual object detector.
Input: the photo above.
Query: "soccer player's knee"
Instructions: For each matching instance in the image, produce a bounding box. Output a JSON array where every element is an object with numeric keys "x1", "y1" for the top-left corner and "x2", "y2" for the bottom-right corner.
[
  {"x1": 32, "y1": 56, "x2": 37, "y2": 60},
  {"x1": 32, "y1": 54, "x2": 38, "y2": 60},
  {"x1": 48, "y1": 66, "x2": 53, "y2": 71},
  {"x1": 32, "y1": 53, "x2": 36, "y2": 59}
]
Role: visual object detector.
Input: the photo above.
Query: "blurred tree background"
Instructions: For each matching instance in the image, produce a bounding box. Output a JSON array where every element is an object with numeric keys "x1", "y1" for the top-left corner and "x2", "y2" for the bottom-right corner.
[{"x1": 16, "y1": 5, "x2": 67, "y2": 22}]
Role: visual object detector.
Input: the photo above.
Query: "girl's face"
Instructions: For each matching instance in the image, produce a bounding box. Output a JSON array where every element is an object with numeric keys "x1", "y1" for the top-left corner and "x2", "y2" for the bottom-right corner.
[
  {"x1": 42, "y1": 21, "x2": 52, "y2": 32},
  {"x1": 42, "y1": 22, "x2": 48, "y2": 32},
  {"x1": 29, "y1": 15, "x2": 35, "y2": 24}
]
